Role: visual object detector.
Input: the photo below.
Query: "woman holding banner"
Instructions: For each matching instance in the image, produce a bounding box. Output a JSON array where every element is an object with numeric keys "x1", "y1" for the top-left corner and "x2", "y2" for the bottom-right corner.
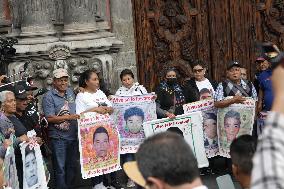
[
  {"x1": 183, "y1": 60, "x2": 217, "y2": 103},
  {"x1": 156, "y1": 68, "x2": 186, "y2": 119},
  {"x1": 115, "y1": 69, "x2": 148, "y2": 188},
  {"x1": 76, "y1": 69, "x2": 116, "y2": 189}
]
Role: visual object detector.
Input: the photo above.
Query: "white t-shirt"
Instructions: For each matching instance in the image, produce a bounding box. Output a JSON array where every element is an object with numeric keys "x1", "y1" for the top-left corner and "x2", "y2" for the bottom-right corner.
[
  {"x1": 195, "y1": 79, "x2": 215, "y2": 99},
  {"x1": 115, "y1": 82, "x2": 148, "y2": 96},
  {"x1": 75, "y1": 89, "x2": 112, "y2": 114}
]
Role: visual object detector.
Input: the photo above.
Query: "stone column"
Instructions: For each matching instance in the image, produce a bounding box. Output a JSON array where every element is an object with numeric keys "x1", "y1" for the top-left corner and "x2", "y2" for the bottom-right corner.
[
  {"x1": 62, "y1": 0, "x2": 97, "y2": 32},
  {"x1": 0, "y1": 0, "x2": 4, "y2": 24},
  {"x1": 20, "y1": 0, "x2": 55, "y2": 34}
]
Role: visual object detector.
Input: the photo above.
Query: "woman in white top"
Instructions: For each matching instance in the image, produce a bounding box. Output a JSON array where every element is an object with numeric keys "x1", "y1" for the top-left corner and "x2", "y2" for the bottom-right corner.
[
  {"x1": 75, "y1": 69, "x2": 114, "y2": 189},
  {"x1": 115, "y1": 69, "x2": 147, "y2": 96},
  {"x1": 115, "y1": 69, "x2": 148, "y2": 188}
]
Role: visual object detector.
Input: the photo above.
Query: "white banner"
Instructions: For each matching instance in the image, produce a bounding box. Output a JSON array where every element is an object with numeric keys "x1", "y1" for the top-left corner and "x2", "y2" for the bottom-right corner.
[
  {"x1": 143, "y1": 112, "x2": 209, "y2": 168},
  {"x1": 21, "y1": 141, "x2": 48, "y2": 189},
  {"x1": 78, "y1": 113, "x2": 120, "y2": 179},
  {"x1": 110, "y1": 94, "x2": 157, "y2": 154},
  {"x1": 217, "y1": 98, "x2": 255, "y2": 158},
  {"x1": 183, "y1": 100, "x2": 218, "y2": 158},
  {"x1": 4, "y1": 145, "x2": 19, "y2": 189}
]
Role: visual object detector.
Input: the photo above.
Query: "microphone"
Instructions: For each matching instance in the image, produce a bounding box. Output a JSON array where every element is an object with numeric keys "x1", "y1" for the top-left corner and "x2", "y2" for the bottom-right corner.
[{"x1": 34, "y1": 88, "x2": 48, "y2": 98}]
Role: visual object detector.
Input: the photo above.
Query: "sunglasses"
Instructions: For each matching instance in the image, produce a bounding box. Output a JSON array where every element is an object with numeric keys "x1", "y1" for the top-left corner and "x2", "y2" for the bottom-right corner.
[{"x1": 193, "y1": 68, "x2": 204, "y2": 73}]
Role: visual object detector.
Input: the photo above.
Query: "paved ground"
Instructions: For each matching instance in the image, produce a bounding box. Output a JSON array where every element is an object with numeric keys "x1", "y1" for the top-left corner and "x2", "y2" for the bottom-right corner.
[{"x1": 47, "y1": 158, "x2": 242, "y2": 189}]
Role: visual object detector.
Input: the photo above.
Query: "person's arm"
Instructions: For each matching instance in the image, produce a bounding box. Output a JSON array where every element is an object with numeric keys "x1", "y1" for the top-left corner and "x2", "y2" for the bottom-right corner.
[
  {"x1": 214, "y1": 96, "x2": 246, "y2": 108},
  {"x1": 251, "y1": 66, "x2": 284, "y2": 189},
  {"x1": 43, "y1": 93, "x2": 79, "y2": 124},
  {"x1": 257, "y1": 88, "x2": 264, "y2": 113}
]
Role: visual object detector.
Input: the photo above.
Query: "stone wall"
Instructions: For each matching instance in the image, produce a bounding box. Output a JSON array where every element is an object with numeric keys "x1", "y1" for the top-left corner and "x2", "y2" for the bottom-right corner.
[
  {"x1": 109, "y1": 0, "x2": 137, "y2": 92},
  {"x1": 1, "y1": 0, "x2": 138, "y2": 93}
]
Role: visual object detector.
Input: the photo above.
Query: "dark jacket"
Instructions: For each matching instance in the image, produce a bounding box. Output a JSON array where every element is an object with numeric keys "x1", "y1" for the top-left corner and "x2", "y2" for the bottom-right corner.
[
  {"x1": 183, "y1": 78, "x2": 218, "y2": 103},
  {"x1": 155, "y1": 85, "x2": 185, "y2": 118}
]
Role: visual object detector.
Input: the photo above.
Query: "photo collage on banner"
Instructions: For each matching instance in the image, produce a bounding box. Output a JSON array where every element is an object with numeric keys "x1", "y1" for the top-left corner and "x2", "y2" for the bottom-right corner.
[
  {"x1": 257, "y1": 111, "x2": 269, "y2": 136},
  {"x1": 143, "y1": 112, "x2": 209, "y2": 168},
  {"x1": 183, "y1": 100, "x2": 219, "y2": 158},
  {"x1": 78, "y1": 113, "x2": 120, "y2": 179},
  {"x1": 110, "y1": 94, "x2": 157, "y2": 154},
  {"x1": 4, "y1": 145, "x2": 19, "y2": 189},
  {"x1": 20, "y1": 141, "x2": 48, "y2": 189},
  {"x1": 217, "y1": 98, "x2": 255, "y2": 158}
]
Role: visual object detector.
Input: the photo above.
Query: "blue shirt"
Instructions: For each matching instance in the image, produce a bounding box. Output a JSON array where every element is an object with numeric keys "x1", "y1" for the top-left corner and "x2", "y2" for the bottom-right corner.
[
  {"x1": 258, "y1": 70, "x2": 274, "y2": 111},
  {"x1": 42, "y1": 88, "x2": 77, "y2": 140}
]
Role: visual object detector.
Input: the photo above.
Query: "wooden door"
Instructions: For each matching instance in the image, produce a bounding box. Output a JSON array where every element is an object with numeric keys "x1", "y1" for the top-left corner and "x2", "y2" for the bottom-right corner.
[{"x1": 132, "y1": 0, "x2": 284, "y2": 91}]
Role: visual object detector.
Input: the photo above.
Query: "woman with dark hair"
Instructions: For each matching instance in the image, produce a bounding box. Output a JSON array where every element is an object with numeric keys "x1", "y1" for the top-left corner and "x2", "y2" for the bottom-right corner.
[
  {"x1": 183, "y1": 60, "x2": 217, "y2": 103},
  {"x1": 76, "y1": 69, "x2": 113, "y2": 115},
  {"x1": 156, "y1": 68, "x2": 186, "y2": 119},
  {"x1": 75, "y1": 69, "x2": 115, "y2": 189}
]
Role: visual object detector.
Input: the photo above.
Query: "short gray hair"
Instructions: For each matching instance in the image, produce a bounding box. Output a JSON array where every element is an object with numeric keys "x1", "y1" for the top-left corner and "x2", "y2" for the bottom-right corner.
[{"x1": 0, "y1": 91, "x2": 14, "y2": 103}]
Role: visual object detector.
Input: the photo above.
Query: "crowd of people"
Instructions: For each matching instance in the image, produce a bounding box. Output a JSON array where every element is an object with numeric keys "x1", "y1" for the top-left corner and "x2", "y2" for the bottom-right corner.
[{"x1": 0, "y1": 51, "x2": 278, "y2": 189}]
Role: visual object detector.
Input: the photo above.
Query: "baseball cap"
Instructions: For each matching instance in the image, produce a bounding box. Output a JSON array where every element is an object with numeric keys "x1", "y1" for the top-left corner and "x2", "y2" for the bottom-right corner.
[
  {"x1": 227, "y1": 61, "x2": 241, "y2": 70},
  {"x1": 14, "y1": 85, "x2": 28, "y2": 99},
  {"x1": 53, "y1": 68, "x2": 69, "y2": 79},
  {"x1": 255, "y1": 57, "x2": 265, "y2": 63},
  {"x1": 17, "y1": 79, "x2": 38, "y2": 91},
  {"x1": 123, "y1": 161, "x2": 146, "y2": 187}
]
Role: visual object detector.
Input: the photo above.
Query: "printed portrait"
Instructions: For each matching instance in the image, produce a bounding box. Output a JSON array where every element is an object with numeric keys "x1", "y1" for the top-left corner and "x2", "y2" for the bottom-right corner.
[
  {"x1": 24, "y1": 147, "x2": 38, "y2": 188},
  {"x1": 203, "y1": 112, "x2": 218, "y2": 150},
  {"x1": 199, "y1": 88, "x2": 213, "y2": 100},
  {"x1": 124, "y1": 107, "x2": 145, "y2": 135}
]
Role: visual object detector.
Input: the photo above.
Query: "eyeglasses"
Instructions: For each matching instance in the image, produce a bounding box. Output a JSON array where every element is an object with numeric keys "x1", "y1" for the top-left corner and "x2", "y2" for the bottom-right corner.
[{"x1": 193, "y1": 68, "x2": 204, "y2": 73}]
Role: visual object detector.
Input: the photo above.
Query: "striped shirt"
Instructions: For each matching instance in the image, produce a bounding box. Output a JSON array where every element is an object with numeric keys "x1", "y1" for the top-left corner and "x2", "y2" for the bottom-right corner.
[{"x1": 251, "y1": 112, "x2": 284, "y2": 189}]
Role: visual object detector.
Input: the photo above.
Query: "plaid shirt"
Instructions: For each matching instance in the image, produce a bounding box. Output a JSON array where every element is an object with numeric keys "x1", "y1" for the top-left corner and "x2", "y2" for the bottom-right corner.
[
  {"x1": 214, "y1": 79, "x2": 258, "y2": 101},
  {"x1": 251, "y1": 112, "x2": 284, "y2": 189}
]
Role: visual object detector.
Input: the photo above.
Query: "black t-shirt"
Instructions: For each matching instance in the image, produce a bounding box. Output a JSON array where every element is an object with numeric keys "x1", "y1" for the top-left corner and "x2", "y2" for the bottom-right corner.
[
  {"x1": 15, "y1": 102, "x2": 41, "y2": 135},
  {"x1": 7, "y1": 115, "x2": 27, "y2": 137}
]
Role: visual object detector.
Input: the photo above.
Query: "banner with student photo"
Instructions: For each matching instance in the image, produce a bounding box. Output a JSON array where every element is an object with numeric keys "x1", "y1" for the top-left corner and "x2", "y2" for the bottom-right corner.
[
  {"x1": 143, "y1": 112, "x2": 209, "y2": 168},
  {"x1": 78, "y1": 113, "x2": 120, "y2": 179},
  {"x1": 110, "y1": 94, "x2": 157, "y2": 154},
  {"x1": 217, "y1": 98, "x2": 256, "y2": 158},
  {"x1": 20, "y1": 141, "x2": 48, "y2": 189},
  {"x1": 257, "y1": 111, "x2": 269, "y2": 136},
  {"x1": 4, "y1": 145, "x2": 19, "y2": 189},
  {"x1": 183, "y1": 100, "x2": 218, "y2": 158}
]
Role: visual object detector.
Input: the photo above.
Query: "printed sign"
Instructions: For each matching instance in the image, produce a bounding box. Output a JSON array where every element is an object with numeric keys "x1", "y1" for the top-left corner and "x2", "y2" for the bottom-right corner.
[
  {"x1": 217, "y1": 99, "x2": 255, "y2": 158},
  {"x1": 143, "y1": 112, "x2": 209, "y2": 168},
  {"x1": 184, "y1": 100, "x2": 218, "y2": 158},
  {"x1": 78, "y1": 113, "x2": 120, "y2": 179},
  {"x1": 110, "y1": 94, "x2": 157, "y2": 154}
]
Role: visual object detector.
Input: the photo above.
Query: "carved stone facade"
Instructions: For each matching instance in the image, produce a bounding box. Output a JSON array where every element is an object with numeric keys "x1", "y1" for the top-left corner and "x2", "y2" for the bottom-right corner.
[{"x1": 1, "y1": 0, "x2": 138, "y2": 92}]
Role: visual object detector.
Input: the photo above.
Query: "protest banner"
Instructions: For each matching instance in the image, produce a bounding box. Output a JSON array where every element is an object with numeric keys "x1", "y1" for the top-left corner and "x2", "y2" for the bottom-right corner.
[
  {"x1": 110, "y1": 94, "x2": 157, "y2": 154},
  {"x1": 78, "y1": 113, "x2": 120, "y2": 179},
  {"x1": 4, "y1": 145, "x2": 19, "y2": 189},
  {"x1": 183, "y1": 100, "x2": 219, "y2": 158},
  {"x1": 217, "y1": 98, "x2": 255, "y2": 158},
  {"x1": 21, "y1": 141, "x2": 48, "y2": 189},
  {"x1": 257, "y1": 111, "x2": 269, "y2": 136},
  {"x1": 143, "y1": 112, "x2": 209, "y2": 168}
]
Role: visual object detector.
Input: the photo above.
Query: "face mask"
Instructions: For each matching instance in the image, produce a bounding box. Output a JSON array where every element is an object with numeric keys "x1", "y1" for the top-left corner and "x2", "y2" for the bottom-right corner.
[{"x1": 167, "y1": 78, "x2": 177, "y2": 86}]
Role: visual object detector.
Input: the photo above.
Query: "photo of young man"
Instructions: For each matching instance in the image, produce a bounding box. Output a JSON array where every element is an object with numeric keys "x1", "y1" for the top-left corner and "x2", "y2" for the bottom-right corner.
[{"x1": 93, "y1": 127, "x2": 110, "y2": 159}]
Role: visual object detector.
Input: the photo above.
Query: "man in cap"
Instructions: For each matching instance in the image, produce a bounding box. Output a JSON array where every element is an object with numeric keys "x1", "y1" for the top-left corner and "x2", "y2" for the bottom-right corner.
[
  {"x1": 123, "y1": 132, "x2": 207, "y2": 189},
  {"x1": 42, "y1": 68, "x2": 80, "y2": 189},
  {"x1": 214, "y1": 61, "x2": 257, "y2": 108},
  {"x1": 255, "y1": 58, "x2": 273, "y2": 112}
]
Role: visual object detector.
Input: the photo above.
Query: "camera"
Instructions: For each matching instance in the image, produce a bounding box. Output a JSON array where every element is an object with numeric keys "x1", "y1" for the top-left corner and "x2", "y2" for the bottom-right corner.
[{"x1": 258, "y1": 42, "x2": 284, "y2": 69}]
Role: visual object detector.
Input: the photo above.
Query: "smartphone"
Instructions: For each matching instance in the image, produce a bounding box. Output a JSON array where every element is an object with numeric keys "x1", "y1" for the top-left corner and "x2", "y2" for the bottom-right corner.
[{"x1": 216, "y1": 174, "x2": 235, "y2": 189}]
